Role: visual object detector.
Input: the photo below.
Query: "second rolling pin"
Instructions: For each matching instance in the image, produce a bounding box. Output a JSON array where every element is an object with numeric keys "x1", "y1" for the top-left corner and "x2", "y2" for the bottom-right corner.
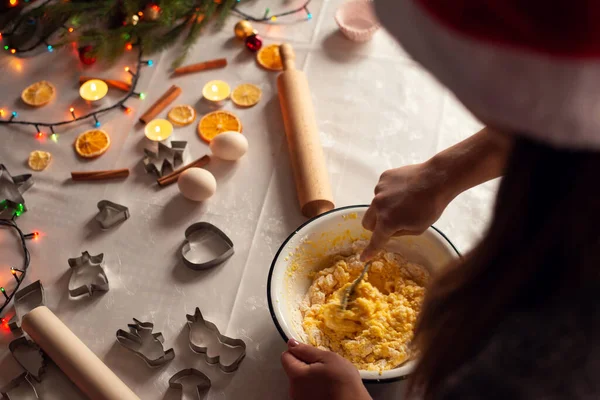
[
  {"x1": 277, "y1": 43, "x2": 335, "y2": 218},
  {"x1": 22, "y1": 306, "x2": 140, "y2": 400}
]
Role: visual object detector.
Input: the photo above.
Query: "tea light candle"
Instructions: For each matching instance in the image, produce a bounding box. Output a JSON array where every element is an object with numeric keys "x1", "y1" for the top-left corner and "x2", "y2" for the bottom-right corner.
[
  {"x1": 79, "y1": 79, "x2": 108, "y2": 102},
  {"x1": 202, "y1": 80, "x2": 231, "y2": 104},
  {"x1": 144, "y1": 119, "x2": 173, "y2": 141}
]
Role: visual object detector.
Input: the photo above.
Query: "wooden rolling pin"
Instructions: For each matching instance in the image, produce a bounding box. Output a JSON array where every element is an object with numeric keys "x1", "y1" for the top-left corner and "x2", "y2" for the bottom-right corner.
[
  {"x1": 22, "y1": 306, "x2": 140, "y2": 400},
  {"x1": 277, "y1": 44, "x2": 335, "y2": 218}
]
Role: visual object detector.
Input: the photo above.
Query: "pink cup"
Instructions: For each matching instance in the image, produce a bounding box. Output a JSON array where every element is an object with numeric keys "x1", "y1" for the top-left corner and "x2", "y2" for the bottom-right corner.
[{"x1": 335, "y1": 0, "x2": 381, "y2": 42}]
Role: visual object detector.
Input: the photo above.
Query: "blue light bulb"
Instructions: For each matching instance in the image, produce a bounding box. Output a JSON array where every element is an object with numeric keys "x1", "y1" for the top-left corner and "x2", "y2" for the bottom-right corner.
[
  {"x1": 307, "y1": 13, "x2": 312, "y2": 20},
  {"x1": 95, "y1": 121, "x2": 101, "y2": 127},
  {"x1": 47, "y1": 45, "x2": 53, "y2": 52},
  {"x1": 147, "y1": 60, "x2": 153, "y2": 66},
  {"x1": 11, "y1": 111, "x2": 17, "y2": 117}
]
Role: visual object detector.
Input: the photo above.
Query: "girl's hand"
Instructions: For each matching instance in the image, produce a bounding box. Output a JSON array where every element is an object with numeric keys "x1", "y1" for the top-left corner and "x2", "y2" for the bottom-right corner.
[
  {"x1": 361, "y1": 163, "x2": 450, "y2": 261},
  {"x1": 281, "y1": 339, "x2": 372, "y2": 400}
]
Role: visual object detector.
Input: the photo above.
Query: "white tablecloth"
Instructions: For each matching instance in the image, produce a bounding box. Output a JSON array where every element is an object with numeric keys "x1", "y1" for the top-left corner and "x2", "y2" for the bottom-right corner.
[{"x1": 0, "y1": 1, "x2": 497, "y2": 398}]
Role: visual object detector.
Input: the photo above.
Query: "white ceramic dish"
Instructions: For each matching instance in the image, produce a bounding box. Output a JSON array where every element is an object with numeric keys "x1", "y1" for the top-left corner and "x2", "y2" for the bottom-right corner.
[
  {"x1": 335, "y1": 0, "x2": 381, "y2": 42},
  {"x1": 267, "y1": 205, "x2": 460, "y2": 382}
]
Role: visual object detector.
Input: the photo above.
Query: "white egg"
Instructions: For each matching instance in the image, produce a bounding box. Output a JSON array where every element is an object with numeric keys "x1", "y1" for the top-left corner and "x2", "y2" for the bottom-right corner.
[
  {"x1": 177, "y1": 168, "x2": 217, "y2": 202},
  {"x1": 209, "y1": 131, "x2": 248, "y2": 161}
]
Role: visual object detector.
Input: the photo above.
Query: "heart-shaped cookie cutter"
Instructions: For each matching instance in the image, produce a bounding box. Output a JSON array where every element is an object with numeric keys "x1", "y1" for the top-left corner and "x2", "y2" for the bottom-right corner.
[{"x1": 181, "y1": 222, "x2": 234, "y2": 270}]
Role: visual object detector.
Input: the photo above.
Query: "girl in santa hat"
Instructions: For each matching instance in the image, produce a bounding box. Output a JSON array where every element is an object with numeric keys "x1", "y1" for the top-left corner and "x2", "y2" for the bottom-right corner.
[{"x1": 281, "y1": 1, "x2": 600, "y2": 399}]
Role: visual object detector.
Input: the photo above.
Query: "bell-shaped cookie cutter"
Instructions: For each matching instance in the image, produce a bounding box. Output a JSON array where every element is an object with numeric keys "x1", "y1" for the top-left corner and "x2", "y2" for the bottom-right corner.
[
  {"x1": 186, "y1": 307, "x2": 246, "y2": 373},
  {"x1": 95, "y1": 200, "x2": 130, "y2": 229}
]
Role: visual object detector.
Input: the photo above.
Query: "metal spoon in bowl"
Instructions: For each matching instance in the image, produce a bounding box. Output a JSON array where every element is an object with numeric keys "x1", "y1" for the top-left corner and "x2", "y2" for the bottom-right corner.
[{"x1": 340, "y1": 261, "x2": 372, "y2": 310}]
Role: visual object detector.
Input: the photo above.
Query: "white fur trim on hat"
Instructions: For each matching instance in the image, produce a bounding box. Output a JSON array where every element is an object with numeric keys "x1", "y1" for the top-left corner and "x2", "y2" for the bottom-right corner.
[{"x1": 374, "y1": 0, "x2": 600, "y2": 150}]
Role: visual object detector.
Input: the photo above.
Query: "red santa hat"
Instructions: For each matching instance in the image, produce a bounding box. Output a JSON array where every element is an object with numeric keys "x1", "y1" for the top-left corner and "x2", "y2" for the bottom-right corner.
[{"x1": 374, "y1": 0, "x2": 600, "y2": 150}]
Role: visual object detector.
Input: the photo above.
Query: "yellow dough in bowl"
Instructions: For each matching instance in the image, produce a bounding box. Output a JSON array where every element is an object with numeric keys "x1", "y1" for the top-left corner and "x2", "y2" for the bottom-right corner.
[{"x1": 301, "y1": 248, "x2": 429, "y2": 372}]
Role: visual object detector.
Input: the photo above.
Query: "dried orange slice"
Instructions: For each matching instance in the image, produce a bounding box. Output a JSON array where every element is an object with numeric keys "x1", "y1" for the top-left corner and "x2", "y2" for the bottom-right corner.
[
  {"x1": 197, "y1": 111, "x2": 242, "y2": 143},
  {"x1": 257, "y1": 44, "x2": 283, "y2": 71},
  {"x1": 21, "y1": 81, "x2": 56, "y2": 107},
  {"x1": 167, "y1": 105, "x2": 196, "y2": 126},
  {"x1": 28, "y1": 150, "x2": 52, "y2": 171},
  {"x1": 74, "y1": 129, "x2": 111, "y2": 158},
  {"x1": 231, "y1": 83, "x2": 262, "y2": 107}
]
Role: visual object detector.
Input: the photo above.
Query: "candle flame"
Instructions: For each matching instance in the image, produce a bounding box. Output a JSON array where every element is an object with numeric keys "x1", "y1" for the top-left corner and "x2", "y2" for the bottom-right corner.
[
  {"x1": 155, "y1": 126, "x2": 160, "y2": 133},
  {"x1": 91, "y1": 83, "x2": 97, "y2": 91},
  {"x1": 211, "y1": 84, "x2": 218, "y2": 92}
]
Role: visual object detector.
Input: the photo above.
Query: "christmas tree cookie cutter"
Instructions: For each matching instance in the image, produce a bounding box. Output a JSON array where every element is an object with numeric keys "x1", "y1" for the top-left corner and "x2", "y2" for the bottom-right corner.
[
  {"x1": 168, "y1": 368, "x2": 211, "y2": 399},
  {"x1": 67, "y1": 252, "x2": 109, "y2": 297},
  {"x1": 116, "y1": 319, "x2": 175, "y2": 367},
  {"x1": 182, "y1": 222, "x2": 234, "y2": 270},
  {"x1": 186, "y1": 307, "x2": 246, "y2": 373},
  {"x1": 95, "y1": 200, "x2": 130, "y2": 229},
  {"x1": 9, "y1": 337, "x2": 47, "y2": 382},
  {"x1": 0, "y1": 372, "x2": 39, "y2": 399}
]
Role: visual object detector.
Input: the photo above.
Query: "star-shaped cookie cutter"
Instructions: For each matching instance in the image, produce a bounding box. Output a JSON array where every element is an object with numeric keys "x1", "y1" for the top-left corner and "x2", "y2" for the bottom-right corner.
[
  {"x1": 143, "y1": 140, "x2": 187, "y2": 177},
  {"x1": 186, "y1": 307, "x2": 246, "y2": 373}
]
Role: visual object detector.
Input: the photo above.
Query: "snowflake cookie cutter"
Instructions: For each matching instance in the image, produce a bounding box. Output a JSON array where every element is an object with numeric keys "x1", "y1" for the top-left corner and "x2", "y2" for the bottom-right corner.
[
  {"x1": 186, "y1": 307, "x2": 246, "y2": 373},
  {"x1": 9, "y1": 337, "x2": 47, "y2": 382},
  {"x1": 116, "y1": 319, "x2": 175, "y2": 367},
  {"x1": 168, "y1": 368, "x2": 211, "y2": 399},
  {"x1": 67, "y1": 252, "x2": 109, "y2": 297},
  {"x1": 95, "y1": 200, "x2": 130, "y2": 229},
  {"x1": 182, "y1": 222, "x2": 234, "y2": 270}
]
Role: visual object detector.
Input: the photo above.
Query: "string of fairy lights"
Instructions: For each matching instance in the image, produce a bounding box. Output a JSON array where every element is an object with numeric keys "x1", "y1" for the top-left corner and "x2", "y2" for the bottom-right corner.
[
  {"x1": 0, "y1": 48, "x2": 149, "y2": 141},
  {"x1": 0, "y1": 204, "x2": 36, "y2": 325}
]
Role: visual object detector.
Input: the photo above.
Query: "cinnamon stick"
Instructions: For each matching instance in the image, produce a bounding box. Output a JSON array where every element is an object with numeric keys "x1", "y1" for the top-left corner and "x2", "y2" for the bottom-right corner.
[
  {"x1": 71, "y1": 169, "x2": 130, "y2": 181},
  {"x1": 173, "y1": 58, "x2": 227, "y2": 76},
  {"x1": 79, "y1": 77, "x2": 131, "y2": 92},
  {"x1": 157, "y1": 155, "x2": 211, "y2": 187},
  {"x1": 139, "y1": 85, "x2": 182, "y2": 124}
]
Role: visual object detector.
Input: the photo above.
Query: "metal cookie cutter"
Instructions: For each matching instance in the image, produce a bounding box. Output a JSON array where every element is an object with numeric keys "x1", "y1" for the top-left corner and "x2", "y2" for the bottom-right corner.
[
  {"x1": 67, "y1": 251, "x2": 109, "y2": 297},
  {"x1": 186, "y1": 307, "x2": 246, "y2": 373},
  {"x1": 95, "y1": 200, "x2": 130, "y2": 229},
  {"x1": 0, "y1": 373, "x2": 38, "y2": 399},
  {"x1": 143, "y1": 140, "x2": 187, "y2": 177},
  {"x1": 168, "y1": 368, "x2": 211, "y2": 399},
  {"x1": 9, "y1": 337, "x2": 46, "y2": 382},
  {"x1": 0, "y1": 164, "x2": 34, "y2": 214},
  {"x1": 10, "y1": 280, "x2": 45, "y2": 332},
  {"x1": 182, "y1": 222, "x2": 234, "y2": 270},
  {"x1": 116, "y1": 319, "x2": 175, "y2": 367}
]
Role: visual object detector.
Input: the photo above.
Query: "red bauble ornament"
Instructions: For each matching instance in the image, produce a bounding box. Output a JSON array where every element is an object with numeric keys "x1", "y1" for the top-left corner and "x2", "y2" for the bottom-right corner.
[
  {"x1": 78, "y1": 45, "x2": 97, "y2": 65},
  {"x1": 244, "y1": 34, "x2": 262, "y2": 52}
]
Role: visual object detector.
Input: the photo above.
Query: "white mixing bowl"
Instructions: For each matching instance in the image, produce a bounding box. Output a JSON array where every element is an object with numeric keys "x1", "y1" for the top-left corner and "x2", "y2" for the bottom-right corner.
[{"x1": 267, "y1": 205, "x2": 460, "y2": 382}]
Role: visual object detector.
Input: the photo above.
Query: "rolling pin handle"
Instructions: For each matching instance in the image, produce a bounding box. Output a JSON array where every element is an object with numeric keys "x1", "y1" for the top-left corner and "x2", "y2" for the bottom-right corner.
[{"x1": 280, "y1": 43, "x2": 296, "y2": 70}]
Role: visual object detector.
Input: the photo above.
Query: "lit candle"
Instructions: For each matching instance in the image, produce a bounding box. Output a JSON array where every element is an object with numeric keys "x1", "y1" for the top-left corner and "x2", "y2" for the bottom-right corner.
[
  {"x1": 202, "y1": 80, "x2": 231, "y2": 104},
  {"x1": 144, "y1": 119, "x2": 173, "y2": 141},
  {"x1": 79, "y1": 79, "x2": 108, "y2": 102}
]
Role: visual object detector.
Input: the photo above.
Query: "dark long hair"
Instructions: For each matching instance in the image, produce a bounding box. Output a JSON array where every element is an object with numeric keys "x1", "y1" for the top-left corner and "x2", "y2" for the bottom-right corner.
[{"x1": 408, "y1": 137, "x2": 600, "y2": 398}]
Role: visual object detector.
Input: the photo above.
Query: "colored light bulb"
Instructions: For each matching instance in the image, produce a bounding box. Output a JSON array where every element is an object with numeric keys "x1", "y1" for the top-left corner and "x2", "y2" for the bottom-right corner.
[
  {"x1": 1, "y1": 287, "x2": 5, "y2": 292},
  {"x1": 125, "y1": 43, "x2": 133, "y2": 51},
  {"x1": 50, "y1": 133, "x2": 58, "y2": 142},
  {"x1": 68, "y1": 27, "x2": 74, "y2": 33},
  {"x1": 47, "y1": 44, "x2": 53, "y2": 52},
  {"x1": 10, "y1": 48, "x2": 16, "y2": 54},
  {"x1": 124, "y1": 66, "x2": 129, "y2": 72},
  {"x1": 3, "y1": 45, "x2": 8, "y2": 50},
  {"x1": 139, "y1": 92, "x2": 146, "y2": 100},
  {"x1": 307, "y1": 13, "x2": 312, "y2": 20},
  {"x1": 147, "y1": 60, "x2": 153, "y2": 66},
  {"x1": 95, "y1": 121, "x2": 101, "y2": 127},
  {"x1": 11, "y1": 111, "x2": 17, "y2": 117}
]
